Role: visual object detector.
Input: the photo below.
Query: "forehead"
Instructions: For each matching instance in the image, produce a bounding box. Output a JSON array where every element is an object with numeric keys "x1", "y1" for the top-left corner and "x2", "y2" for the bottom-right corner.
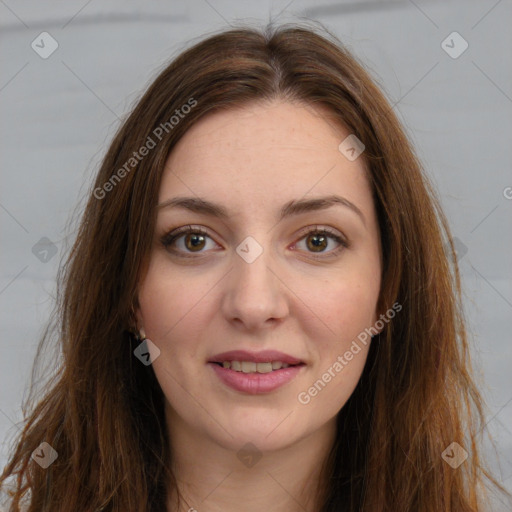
[{"x1": 159, "y1": 100, "x2": 372, "y2": 220}]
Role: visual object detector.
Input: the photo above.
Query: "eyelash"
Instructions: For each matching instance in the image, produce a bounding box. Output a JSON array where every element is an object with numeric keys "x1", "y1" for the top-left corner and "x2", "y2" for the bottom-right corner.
[{"x1": 160, "y1": 225, "x2": 349, "y2": 260}]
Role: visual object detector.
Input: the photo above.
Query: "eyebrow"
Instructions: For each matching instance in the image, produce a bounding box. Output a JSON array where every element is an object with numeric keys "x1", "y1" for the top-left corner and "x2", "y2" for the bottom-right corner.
[{"x1": 156, "y1": 194, "x2": 366, "y2": 227}]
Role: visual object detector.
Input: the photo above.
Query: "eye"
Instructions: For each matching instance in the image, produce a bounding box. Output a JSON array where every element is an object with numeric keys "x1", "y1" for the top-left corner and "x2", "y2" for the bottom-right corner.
[
  {"x1": 160, "y1": 225, "x2": 218, "y2": 256},
  {"x1": 293, "y1": 226, "x2": 349, "y2": 258},
  {"x1": 160, "y1": 224, "x2": 349, "y2": 259}
]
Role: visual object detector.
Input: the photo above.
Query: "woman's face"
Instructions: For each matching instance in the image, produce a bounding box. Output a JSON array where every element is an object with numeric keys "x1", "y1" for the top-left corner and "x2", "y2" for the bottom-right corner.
[{"x1": 136, "y1": 100, "x2": 382, "y2": 452}]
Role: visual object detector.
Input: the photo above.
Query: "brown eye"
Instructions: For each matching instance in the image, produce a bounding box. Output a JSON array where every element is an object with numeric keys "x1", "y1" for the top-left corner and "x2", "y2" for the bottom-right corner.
[
  {"x1": 294, "y1": 227, "x2": 348, "y2": 258},
  {"x1": 184, "y1": 233, "x2": 206, "y2": 252},
  {"x1": 160, "y1": 226, "x2": 217, "y2": 256},
  {"x1": 305, "y1": 233, "x2": 328, "y2": 252}
]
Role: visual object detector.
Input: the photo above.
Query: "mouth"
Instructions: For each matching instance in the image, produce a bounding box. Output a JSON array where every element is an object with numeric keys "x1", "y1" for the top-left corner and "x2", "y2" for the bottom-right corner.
[
  {"x1": 208, "y1": 349, "x2": 304, "y2": 367},
  {"x1": 207, "y1": 350, "x2": 306, "y2": 394},
  {"x1": 210, "y1": 360, "x2": 305, "y2": 373}
]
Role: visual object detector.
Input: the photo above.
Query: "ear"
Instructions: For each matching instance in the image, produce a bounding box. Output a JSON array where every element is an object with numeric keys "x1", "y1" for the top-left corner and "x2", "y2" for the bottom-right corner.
[{"x1": 130, "y1": 301, "x2": 145, "y2": 338}]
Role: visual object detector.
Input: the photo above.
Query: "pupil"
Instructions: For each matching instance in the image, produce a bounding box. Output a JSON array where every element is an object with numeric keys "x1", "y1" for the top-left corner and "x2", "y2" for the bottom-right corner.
[
  {"x1": 187, "y1": 234, "x2": 205, "y2": 250},
  {"x1": 309, "y1": 234, "x2": 326, "y2": 251}
]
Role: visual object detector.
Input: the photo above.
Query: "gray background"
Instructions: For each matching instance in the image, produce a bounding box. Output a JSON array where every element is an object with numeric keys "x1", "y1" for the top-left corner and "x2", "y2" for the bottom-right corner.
[{"x1": 1, "y1": 0, "x2": 511, "y2": 509}]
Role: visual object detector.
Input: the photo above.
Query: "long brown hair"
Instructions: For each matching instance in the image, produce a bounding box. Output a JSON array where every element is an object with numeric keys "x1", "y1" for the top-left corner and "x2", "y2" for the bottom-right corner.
[{"x1": 1, "y1": 21, "x2": 509, "y2": 512}]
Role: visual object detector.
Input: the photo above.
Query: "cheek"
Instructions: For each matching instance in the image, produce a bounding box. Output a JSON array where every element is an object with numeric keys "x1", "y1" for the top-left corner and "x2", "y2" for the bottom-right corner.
[
  {"x1": 292, "y1": 269, "x2": 380, "y2": 347},
  {"x1": 137, "y1": 257, "x2": 217, "y2": 344},
  {"x1": 307, "y1": 272, "x2": 378, "y2": 412},
  {"x1": 302, "y1": 349, "x2": 369, "y2": 421},
  {"x1": 296, "y1": 282, "x2": 374, "y2": 417}
]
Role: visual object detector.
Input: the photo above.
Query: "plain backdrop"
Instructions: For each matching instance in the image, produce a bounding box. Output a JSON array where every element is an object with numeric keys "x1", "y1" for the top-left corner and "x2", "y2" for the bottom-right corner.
[{"x1": 1, "y1": 0, "x2": 511, "y2": 509}]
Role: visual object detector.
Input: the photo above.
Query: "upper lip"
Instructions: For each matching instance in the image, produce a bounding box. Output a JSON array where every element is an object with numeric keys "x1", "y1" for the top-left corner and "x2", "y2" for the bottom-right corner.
[{"x1": 209, "y1": 350, "x2": 304, "y2": 365}]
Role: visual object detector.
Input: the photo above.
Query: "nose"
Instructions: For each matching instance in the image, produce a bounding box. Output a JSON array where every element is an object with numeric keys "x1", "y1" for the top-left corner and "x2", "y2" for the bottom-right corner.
[{"x1": 221, "y1": 242, "x2": 290, "y2": 331}]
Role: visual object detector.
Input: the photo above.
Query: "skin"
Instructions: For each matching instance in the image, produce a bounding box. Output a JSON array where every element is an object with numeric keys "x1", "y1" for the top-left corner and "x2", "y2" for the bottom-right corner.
[{"x1": 135, "y1": 99, "x2": 383, "y2": 512}]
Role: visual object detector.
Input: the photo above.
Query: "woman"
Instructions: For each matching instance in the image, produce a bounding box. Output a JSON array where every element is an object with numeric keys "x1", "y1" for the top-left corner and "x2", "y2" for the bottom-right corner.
[{"x1": 1, "y1": 21, "x2": 509, "y2": 512}]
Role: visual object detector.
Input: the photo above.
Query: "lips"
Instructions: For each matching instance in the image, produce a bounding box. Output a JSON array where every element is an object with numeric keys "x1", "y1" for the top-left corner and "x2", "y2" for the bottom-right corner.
[
  {"x1": 209, "y1": 361, "x2": 305, "y2": 394},
  {"x1": 207, "y1": 349, "x2": 306, "y2": 394},
  {"x1": 208, "y1": 349, "x2": 304, "y2": 365}
]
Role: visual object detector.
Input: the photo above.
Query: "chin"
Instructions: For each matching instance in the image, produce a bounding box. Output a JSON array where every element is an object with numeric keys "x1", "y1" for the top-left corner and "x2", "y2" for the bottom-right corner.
[
  {"x1": 217, "y1": 429, "x2": 299, "y2": 454},
  {"x1": 213, "y1": 413, "x2": 307, "y2": 451}
]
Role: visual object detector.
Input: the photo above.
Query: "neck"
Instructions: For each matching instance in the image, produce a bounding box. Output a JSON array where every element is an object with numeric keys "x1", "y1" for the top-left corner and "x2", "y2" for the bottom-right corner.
[{"x1": 165, "y1": 404, "x2": 337, "y2": 512}]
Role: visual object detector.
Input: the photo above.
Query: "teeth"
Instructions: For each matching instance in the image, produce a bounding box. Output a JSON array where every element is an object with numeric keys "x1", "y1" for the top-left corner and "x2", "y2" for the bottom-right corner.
[
  {"x1": 254, "y1": 362, "x2": 272, "y2": 373},
  {"x1": 219, "y1": 360, "x2": 294, "y2": 372},
  {"x1": 241, "y1": 361, "x2": 257, "y2": 373}
]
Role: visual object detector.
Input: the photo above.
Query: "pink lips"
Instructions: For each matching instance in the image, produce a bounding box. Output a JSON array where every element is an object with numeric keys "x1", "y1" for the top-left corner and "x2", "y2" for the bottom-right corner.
[
  {"x1": 208, "y1": 349, "x2": 305, "y2": 394},
  {"x1": 209, "y1": 349, "x2": 303, "y2": 365}
]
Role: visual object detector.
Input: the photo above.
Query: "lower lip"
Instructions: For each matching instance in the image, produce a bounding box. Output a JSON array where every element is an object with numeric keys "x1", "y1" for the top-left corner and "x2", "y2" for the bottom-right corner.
[{"x1": 208, "y1": 363, "x2": 305, "y2": 394}]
